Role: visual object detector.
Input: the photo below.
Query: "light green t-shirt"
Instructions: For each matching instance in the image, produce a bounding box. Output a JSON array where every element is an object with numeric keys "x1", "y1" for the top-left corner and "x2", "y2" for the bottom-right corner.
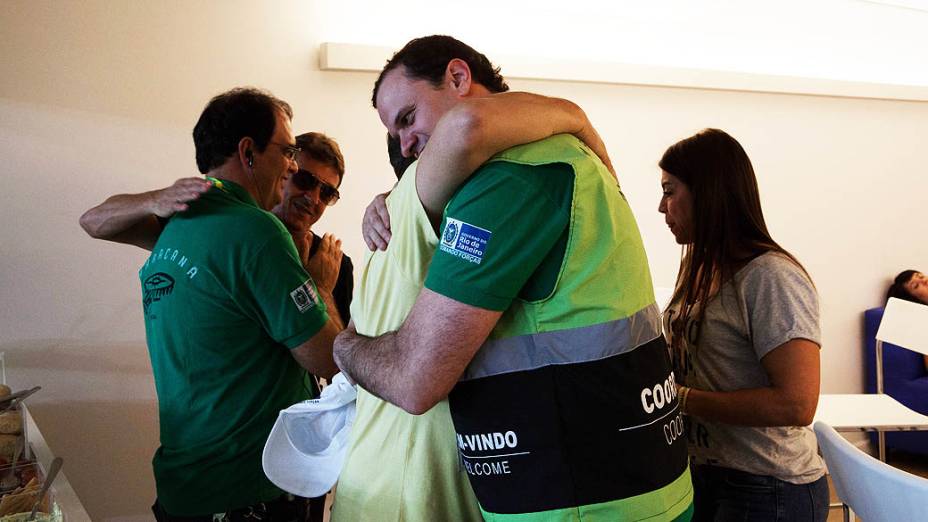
[
  {"x1": 140, "y1": 179, "x2": 328, "y2": 515},
  {"x1": 332, "y1": 164, "x2": 482, "y2": 522}
]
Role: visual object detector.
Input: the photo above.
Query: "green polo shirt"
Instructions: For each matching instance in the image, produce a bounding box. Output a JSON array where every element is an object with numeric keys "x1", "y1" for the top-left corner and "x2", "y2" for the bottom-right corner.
[{"x1": 139, "y1": 179, "x2": 328, "y2": 515}]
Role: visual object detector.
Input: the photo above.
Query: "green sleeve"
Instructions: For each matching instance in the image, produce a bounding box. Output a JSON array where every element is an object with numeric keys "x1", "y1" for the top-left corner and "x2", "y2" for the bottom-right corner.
[
  {"x1": 424, "y1": 161, "x2": 573, "y2": 311},
  {"x1": 241, "y1": 224, "x2": 329, "y2": 349}
]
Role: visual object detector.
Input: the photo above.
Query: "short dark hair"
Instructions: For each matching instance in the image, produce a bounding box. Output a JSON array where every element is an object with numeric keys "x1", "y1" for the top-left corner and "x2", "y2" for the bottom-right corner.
[
  {"x1": 296, "y1": 132, "x2": 345, "y2": 185},
  {"x1": 192, "y1": 87, "x2": 293, "y2": 174},
  {"x1": 372, "y1": 35, "x2": 509, "y2": 107},
  {"x1": 386, "y1": 133, "x2": 415, "y2": 179},
  {"x1": 887, "y1": 269, "x2": 922, "y2": 304}
]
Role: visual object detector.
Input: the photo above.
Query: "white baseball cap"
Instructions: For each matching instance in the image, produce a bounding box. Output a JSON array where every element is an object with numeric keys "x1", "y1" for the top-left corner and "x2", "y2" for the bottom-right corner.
[{"x1": 263, "y1": 372, "x2": 357, "y2": 497}]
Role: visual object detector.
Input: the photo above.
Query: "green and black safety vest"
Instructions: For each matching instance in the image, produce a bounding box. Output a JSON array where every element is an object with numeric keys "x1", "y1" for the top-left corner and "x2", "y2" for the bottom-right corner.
[{"x1": 448, "y1": 135, "x2": 693, "y2": 521}]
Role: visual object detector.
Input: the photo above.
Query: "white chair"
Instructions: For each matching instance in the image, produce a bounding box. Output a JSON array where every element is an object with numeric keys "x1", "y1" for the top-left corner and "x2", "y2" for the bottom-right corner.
[
  {"x1": 814, "y1": 420, "x2": 928, "y2": 522},
  {"x1": 873, "y1": 297, "x2": 928, "y2": 458}
]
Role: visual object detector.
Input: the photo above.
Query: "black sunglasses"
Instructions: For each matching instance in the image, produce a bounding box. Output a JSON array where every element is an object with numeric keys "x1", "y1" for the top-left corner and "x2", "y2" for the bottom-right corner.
[{"x1": 291, "y1": 169, "x2": 340, "y2": 206}]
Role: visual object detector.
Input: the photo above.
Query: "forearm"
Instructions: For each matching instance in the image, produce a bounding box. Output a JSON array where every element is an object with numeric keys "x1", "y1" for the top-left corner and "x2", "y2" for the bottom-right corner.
[
  {"x1": 319, "y1": 290, "x2": 344, "y2": 332},
  {"x1": 334, "y1": 329, "x2": 420, "y2": 411},
  {"x1": 80, "y1": 192, "x2": 157, "y2": 237},
  {"x1": 459, "y1": 92, "x2": 613, "y2": 175},
  {"x1": 335, "y1": 289, "x2": 498, "y2": 414},
  {"x1": 428, "y1": 93, "x2": 586, "y2": 172},
  {"x1": 416, "y1": 92, "x2": 591, "y2": 221},
  {"x1": 455, "y1": 93, "x2": 586, "y2": 163},
  {"x1": 289, "y1": 293, "x2": 342, "y2": 380},
  {"x1": 80, "y1": 177, "x2": 210, "y2": 249},
  {"x1": 684, "y1": 385, "x2": 818, "y2": 427},
  {"x1": 292, "y1": 321, "x2": 339, "y2": 380}
]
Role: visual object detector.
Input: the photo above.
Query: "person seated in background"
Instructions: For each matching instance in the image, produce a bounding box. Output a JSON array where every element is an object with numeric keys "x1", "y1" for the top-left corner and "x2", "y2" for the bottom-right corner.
[
  {"x1": 888, "y1": 270, "x2": 928, "y2": 305},
  {"x1": 887, "y1": 269, "x2": 928, "y2": 370}
]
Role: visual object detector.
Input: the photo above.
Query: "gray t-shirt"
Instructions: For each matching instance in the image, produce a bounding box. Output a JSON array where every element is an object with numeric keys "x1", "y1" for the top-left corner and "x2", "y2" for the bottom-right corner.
[{"x1": 665, "y1": 252, "x2": 825, "y2": 484}]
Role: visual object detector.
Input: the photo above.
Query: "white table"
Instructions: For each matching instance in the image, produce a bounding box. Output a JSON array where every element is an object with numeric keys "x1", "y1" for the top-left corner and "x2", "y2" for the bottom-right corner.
[
  {"x1": 814, "y1": 393, "x2": 928, "y2": 460},
  {"x1": 814, "y1": 393, "x2": 928, "y2": 521}
]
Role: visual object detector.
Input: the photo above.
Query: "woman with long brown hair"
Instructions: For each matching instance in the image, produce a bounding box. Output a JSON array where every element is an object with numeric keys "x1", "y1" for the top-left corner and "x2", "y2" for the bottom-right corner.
[{"x1": 659, "y1": 129, "x2": 827, "y2": 521}]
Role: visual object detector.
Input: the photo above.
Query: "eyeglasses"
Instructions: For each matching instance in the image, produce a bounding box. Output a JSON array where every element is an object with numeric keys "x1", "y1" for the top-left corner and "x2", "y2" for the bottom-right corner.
[
  {"x1": 270, "y1": 141, "x2": 301, "y2": 162},
  {"x1": 292, "y1": 169, "x2": 341, "y2": 206}
]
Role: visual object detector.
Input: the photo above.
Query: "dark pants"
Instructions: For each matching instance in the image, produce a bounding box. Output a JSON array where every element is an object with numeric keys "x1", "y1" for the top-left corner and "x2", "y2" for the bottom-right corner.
[
  {"x1": 691, "y1": 464, "x2": 828, "y2": 522},
  {"x1": 152, "y1": 494, "x2": 326, "y2": 522}
]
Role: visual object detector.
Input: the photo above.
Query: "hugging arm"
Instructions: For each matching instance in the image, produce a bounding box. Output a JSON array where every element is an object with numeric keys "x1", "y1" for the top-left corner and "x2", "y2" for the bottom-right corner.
[
  {"x1": 79, "y1": 177, "x2": 212, "y2": 250},
  {"x1": 415, "y1": 92, "x2": 612, "y2": 225},
  {"x1": 362, "y1": 92, "x2": 613, "y2": 249},
  {"x1": 334, "y1": 289, "x2": 500, "y2": 414}
]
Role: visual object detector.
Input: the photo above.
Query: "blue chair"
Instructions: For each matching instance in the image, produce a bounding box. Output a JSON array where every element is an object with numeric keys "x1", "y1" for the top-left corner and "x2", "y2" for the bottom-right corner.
[
  {"x1": 814, "y1": 421, "x2": 928, "y2": 521},
  {"x1": 864, "y1": 304, "x2": 928, "y2": 455}
]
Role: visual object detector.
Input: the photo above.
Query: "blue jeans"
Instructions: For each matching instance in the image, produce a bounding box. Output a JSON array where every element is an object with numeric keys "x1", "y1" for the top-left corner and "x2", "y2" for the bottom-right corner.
[{"x1": 691, "y1": 464, "x2": 828, "y2": 522}]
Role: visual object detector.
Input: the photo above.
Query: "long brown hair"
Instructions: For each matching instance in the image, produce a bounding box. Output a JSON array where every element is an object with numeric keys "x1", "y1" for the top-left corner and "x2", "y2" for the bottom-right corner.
[{"x1": 660, "y1": 129, "x2": 806, "y2": 343}]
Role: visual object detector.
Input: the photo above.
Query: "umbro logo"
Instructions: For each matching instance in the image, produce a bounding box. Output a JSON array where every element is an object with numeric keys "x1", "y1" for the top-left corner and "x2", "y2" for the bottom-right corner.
[{"x1": 143, "y1": 272, "x2": 175, "y2": 312}]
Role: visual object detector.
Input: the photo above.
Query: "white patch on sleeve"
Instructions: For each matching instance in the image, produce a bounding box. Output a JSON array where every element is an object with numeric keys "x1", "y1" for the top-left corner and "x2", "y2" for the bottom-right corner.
[
  {"x1": 290, "y1": 279, "x2": 319, "y2": 313},
  {"x1": 439, "y1": 218, "x2": 491, "y2": 265}
]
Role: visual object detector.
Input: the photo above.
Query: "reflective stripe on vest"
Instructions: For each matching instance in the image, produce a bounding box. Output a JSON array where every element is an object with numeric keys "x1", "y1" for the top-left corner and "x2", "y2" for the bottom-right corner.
[{"x1": 462, "y1": 303, "x2": 662, "y2": 381}]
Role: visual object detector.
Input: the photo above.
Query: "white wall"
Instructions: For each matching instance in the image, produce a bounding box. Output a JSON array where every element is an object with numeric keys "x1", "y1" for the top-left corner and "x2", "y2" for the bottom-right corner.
[
  {"x1": 315, "y1": 0, "x2": 928, "y2": 86},
  {"x1": 2, "y1": 1, "x2": 927, "y2": 520}
]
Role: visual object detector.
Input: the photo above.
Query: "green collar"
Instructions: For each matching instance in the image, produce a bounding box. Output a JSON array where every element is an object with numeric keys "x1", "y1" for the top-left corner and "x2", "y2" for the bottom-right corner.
[{"x1": 205, "y1": 176, "x2": 260, "y2": 209}]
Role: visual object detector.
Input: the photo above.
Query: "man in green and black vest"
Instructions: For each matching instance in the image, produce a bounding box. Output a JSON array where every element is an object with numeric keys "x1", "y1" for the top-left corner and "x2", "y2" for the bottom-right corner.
[{"x1": 335, "y1": 36, "x2": 693, "y2": 521}]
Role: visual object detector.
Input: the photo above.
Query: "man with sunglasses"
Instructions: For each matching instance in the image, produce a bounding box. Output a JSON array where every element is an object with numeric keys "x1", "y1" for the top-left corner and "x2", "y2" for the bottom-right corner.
[
  {"x1": 272, "y1": 132, "x2": 353, "y2": 325},
  {"x1": 80, "y1": 87, "x2": 342, "y2": 521}
]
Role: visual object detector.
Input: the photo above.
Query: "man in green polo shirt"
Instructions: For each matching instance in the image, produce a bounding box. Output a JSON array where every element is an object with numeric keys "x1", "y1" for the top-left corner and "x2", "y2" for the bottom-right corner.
[
  {"x1": 83, "y1": 88, "x2": 342, "y2": 520},
  {"x1": 335, "y1": 36, "x2": 694, "y2": 521}
]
